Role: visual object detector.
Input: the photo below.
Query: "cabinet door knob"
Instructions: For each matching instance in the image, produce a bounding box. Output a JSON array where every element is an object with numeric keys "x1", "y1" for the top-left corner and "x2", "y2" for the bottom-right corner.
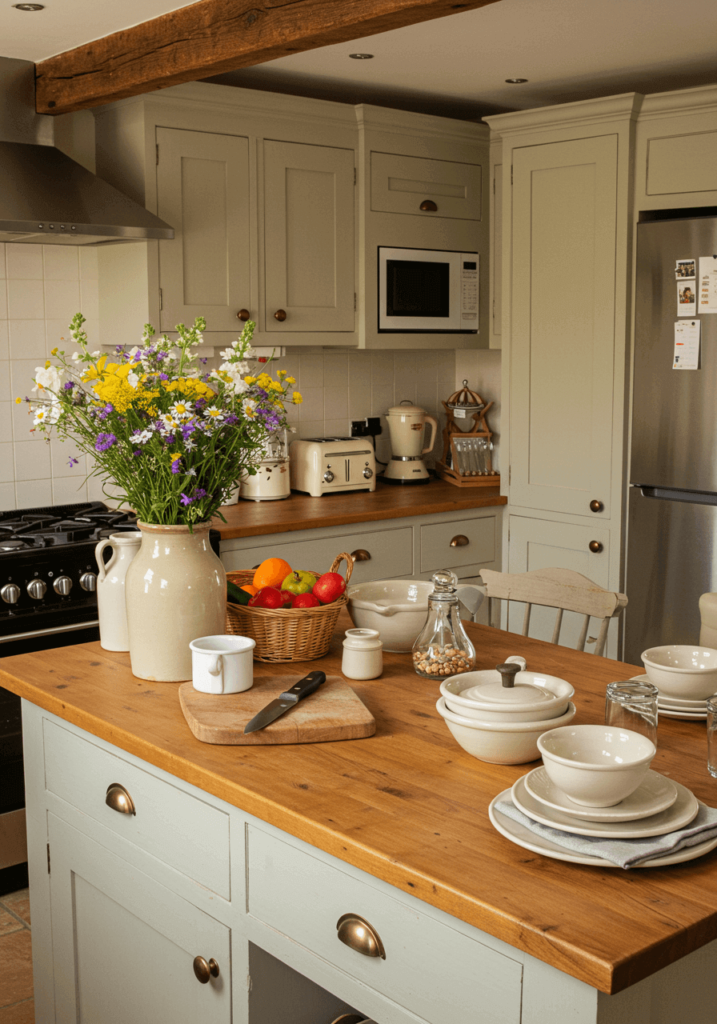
[
  {"x1": 237, "y1": 309, "x2": 251, "y2": 321},
  {"x1": 589, "y1": 499, "x2": 604, "y2": 513},
  {"x1": 350, "y1": 549, "x2": 371, "y2": 562},
  {"x1": 450, "y1": 534, "x2": 469, "y2": 547},
  {"x1": 589, "y1": 540, "x2": 603, "y2": 553},
  {"x1": 193, "y1": 956, "x2": 220, "y2": 984},
  {"x1": 420, "y1": 199, "x2": 438, "y2": 212},
  {"x1": 336, "y1": 913, "x2": 386, "y2": 959},
  {"x1": 105, "y1": 783, "x2": 136, "y2": 816},
  {"x1": 274, "y1": 309, "x2": 287, "y2": 322}
]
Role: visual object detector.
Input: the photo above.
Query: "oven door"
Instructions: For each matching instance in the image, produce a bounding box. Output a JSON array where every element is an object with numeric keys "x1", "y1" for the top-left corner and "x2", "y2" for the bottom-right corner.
[{"x1": 379, "y1": 247, "x2": 463, "y2": 332}]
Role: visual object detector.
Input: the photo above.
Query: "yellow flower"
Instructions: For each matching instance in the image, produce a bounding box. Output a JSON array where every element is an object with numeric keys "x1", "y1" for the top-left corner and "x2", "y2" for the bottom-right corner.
[
  {"x1": 51, "y1": 347, "x2": 58, "y2": 356},
  {"x1": 268, "y1": 380, "x2": 283, "y2": 392},
  {"x1": 15, "y1": 396, "x2": 22, "y2": 404},
  {"x1": 292, "y1": 392, "x2": 303, "y2": 405},
  {"x1": 277, "y1": 369, "x2": 287, "y2": 378},
  {"x1": 256, "y1": 372, "x2": 272, "y2": 389},
  {"x1": 243, "y1": 376, "x2": 257, "y2": 385},
  {"x1": 45, "y1": 360, "x2": 51, "y2": 369},
  {"x1": 286, "y1": 376, "x2": 296, "y2": 385},
  {"x1": 170, "y1": 453, "x2": 182, "y2": 464}
]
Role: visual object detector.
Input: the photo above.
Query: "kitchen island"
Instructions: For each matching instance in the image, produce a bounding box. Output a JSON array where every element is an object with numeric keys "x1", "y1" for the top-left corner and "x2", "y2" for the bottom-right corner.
[{"x1": 1, "y1": 617, "x2": 716, "y2": 1023}]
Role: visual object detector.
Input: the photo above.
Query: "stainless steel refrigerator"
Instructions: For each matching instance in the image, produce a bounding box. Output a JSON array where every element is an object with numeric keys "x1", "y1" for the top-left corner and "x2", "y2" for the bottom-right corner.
[{"x1": 625, "y1": 216, "x2": 717, "y2": 665}]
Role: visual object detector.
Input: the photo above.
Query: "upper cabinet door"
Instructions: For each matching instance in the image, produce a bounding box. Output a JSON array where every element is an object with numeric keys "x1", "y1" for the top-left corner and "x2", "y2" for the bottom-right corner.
[
  {"x1": 264, "y1": 140, "x2": 355, "y2": 333},
  {"x1": 510, "y1": 135, "x2": 618, "y2": 518},
  {"x1": 157, "y1": 127, "x2": 251, "y2": 333}
]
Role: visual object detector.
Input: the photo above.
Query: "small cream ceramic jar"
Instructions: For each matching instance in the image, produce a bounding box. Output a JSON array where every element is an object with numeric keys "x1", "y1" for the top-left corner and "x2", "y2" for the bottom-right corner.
[{"x1": 342, "y1": 628, "x2": 383, "y2": 680}]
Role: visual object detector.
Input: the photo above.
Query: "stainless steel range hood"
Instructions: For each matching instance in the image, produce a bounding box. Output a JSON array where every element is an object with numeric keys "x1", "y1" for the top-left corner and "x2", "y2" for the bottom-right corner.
[{"x1": 0, "y1": 57, "x2": 173, "y2": 246}]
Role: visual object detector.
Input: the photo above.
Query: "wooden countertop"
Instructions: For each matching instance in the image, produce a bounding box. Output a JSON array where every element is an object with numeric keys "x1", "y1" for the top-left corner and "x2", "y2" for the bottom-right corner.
[
  {"x1": 2, "y1": 620, "x2": 716, "y2": 996},
  {"x1": 213, "y1": 478, "x2": 506, "y2": 539}
]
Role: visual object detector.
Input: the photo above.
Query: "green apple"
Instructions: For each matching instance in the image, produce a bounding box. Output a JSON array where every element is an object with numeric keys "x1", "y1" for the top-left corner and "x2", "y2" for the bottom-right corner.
[{"x1": 281, "y1": 570, "x2": 317, "y2": 596}]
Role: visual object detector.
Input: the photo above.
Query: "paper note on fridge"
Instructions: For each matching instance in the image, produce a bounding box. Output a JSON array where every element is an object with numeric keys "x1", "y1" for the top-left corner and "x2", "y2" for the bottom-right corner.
[
  {"x1": 677, "y1": 281, "x2": 697, "y2": 315},
  {"x1": 673, "y1": 320, "x2": 701, "y2": 369},
  {"x1": 698, "y1": 256, "x2": 717, "y2": 313}
]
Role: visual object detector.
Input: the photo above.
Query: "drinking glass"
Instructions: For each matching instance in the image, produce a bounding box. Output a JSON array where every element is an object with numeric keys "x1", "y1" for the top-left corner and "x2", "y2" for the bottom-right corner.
[
  {"x1": 605, "y1": 681, "x2": 659, "y2": 746},
  {"x1": 707, "y1": 697, "x2": 717, "y2": 778}
]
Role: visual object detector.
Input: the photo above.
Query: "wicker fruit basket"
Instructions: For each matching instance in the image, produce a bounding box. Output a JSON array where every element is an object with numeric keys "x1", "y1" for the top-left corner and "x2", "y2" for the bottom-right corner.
[{"x1": 225, "y1": 553, "x2": 353, "y2": 662}]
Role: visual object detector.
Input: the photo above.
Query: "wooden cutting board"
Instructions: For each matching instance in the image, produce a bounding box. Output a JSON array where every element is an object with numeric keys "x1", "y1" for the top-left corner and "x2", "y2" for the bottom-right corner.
[{"x1": 178, "y1": 674, "x2": 375, "y2": 745}]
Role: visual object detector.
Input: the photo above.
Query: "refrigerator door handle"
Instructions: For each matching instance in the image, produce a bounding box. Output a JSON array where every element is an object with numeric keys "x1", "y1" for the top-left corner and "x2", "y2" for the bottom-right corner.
[{"x1": 637, "y1": 485, "x2": 717, "y2": 507}]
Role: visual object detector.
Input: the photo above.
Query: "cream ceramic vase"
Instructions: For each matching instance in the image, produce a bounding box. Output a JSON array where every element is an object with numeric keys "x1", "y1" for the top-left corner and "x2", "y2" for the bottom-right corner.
[
  {"x1": 125, "y1": 523, "x2": 226, "y2": 682},
  {"x1": 95, "y1": 531, "x2": 142, "y2": 652}
]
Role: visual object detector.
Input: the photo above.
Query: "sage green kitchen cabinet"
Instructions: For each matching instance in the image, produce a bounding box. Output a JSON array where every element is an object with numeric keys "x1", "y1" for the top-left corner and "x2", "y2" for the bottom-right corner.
[
  {"x1": 263, "y1": 140, "x2": 355, "y2": 334},
  {"x1": 156, "y1": 127, "x2": 251, "y2": 334}
]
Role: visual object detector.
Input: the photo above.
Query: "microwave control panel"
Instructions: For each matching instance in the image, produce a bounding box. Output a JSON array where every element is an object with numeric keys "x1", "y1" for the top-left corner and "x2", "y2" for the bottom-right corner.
[{"x1": 460, "y1": 256, "x2": 479, "y2": 326}]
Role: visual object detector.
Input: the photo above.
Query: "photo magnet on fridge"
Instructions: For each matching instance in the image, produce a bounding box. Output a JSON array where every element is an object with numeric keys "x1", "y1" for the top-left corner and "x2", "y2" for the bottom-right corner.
[
  {"x1": 678, "y1": 282, "x2": 697, "y2": 316},
  {"x1": 676, "y1": 259, "x2": 696, "y2": 279}
]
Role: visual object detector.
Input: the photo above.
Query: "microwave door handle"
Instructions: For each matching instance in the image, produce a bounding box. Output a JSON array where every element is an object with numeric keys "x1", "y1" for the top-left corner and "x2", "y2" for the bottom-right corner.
[{"x1": 421, "y1": 415, "x2": 438, "y2": 456}]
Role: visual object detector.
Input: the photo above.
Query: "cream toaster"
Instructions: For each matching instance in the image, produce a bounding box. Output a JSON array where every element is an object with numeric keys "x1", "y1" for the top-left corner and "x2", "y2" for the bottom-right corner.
[{"x1": 290, "y1": 437, "x2": 376, "y2": 497}]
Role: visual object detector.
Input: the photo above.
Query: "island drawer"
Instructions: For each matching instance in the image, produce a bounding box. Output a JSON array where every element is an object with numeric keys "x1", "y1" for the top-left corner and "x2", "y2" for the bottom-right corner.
[
  {"x1": 222, "y1": 525, "x2": 413, "y2": 583},
  {"x1": 420, "y1": 515, "x2": 495, "y2": 574},
  {"x1": 247, "y1": 826, "x2": 522, "y2": 1024},
  {"x1": 43, "y1": 719, "x2": 231, "y2": 899}
]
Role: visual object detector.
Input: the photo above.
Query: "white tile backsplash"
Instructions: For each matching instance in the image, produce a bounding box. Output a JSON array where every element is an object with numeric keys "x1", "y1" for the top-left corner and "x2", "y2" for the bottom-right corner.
[
  {"x1": 6, "y1": 244, "x2": 43, "y2": 280},
  {"x1": 43, "y1": 246, "x2": 80, "y2": 281},
  {"x1": 7, "y1": 278, "x2": 45, "y2": 319},
  {"x1": 8, "y1": 320, "x2": 46, "y2": 360}
]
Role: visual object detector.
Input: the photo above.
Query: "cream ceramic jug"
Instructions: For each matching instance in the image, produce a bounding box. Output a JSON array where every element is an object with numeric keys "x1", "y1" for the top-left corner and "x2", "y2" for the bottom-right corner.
[
  {"x1": 95, "y1": 532, "x2": 142, "y2": 652},
  {"x1": 386, "y1": 402, "x2": 438, "y2": 458}
]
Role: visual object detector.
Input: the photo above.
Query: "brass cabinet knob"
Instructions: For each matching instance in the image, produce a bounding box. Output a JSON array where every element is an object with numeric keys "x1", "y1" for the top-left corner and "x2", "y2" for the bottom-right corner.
[
  {"x1": 450, "y1": 535, "x2": 469, "y2": 547},
  {"x1": 589, "y1": 540, "x2": 603, "y2": 553},
  {"x1": 419, "y1": 199, "x2": 438, "y2": 212},
  {"x1": 105, "y1": 783, "x2": 136, "y2": 816},
  {"x1": 589, "y1": 499, "x2": 604, "y2": 513},
  {"x1": 350, "y1": 549, "x2": 371, "y2": 562},
  {"x1": 274, "y1": 309, "x2": 287, "y2": 322},
  {"x1": 237, "y1": 309, "x2": 251, "y2": 321},
  {"x1": 336, "y1": 913, "x2": 386, "y2": 959},
  {"x1": 193, "y1": 956, "x2": 219, "y2": 984}
]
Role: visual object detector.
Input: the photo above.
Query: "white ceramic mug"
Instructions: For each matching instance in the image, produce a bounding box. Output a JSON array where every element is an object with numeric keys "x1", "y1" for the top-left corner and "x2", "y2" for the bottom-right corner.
[{"x1": 189, "y1": 635, "x2": 256, "y2": 695}]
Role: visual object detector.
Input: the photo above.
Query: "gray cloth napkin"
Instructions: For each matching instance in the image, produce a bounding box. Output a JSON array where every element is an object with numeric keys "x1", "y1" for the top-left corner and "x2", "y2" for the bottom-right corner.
[{"x1": 495, "y1": 797, "x2": 717, "y2": 869}]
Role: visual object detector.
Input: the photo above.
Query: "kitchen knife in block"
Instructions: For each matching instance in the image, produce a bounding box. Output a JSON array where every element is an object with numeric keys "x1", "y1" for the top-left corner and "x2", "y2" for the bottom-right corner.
[{"x1": 178, "y1": 675, "x2": 376, "y2": 745}]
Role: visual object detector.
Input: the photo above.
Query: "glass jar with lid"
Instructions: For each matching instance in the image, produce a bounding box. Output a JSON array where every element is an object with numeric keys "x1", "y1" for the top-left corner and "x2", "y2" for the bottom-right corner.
[{"x1": 412, "y1": 569, "x2": 476, "y2": 678}]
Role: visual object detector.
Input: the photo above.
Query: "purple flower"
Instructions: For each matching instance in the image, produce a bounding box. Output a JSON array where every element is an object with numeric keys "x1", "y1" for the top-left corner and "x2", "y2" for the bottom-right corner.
[
  {"x1": 133, "y1": 449, "x2": 142, "y2": 457},
  {"x1": 95, "y1": 432, "x2": 117, "y2": 452},
  {"x1": 67, "y1": 456, "x2": 79, "y2": 468},
  {"x1": 194, "y1": 488, "x2": 208, "y2": 499},
  {"x1": 171, "y1": 460, "x2": 181, "y2": 475},
  {"x1": 195, "y1": 398, "x2": 206, "y2": 410},
  {"x1": 133, "y1": 351, "x2": 142, "y2": 363},
  {"x1": 63, "y1": 381, "x2": 75, "y2": 391},
  {"x1": 98, "y1": 402, "x2": 114, "y2": 421},
  {"x1": 159, "y1": 373, "x2": 169, "y2": 382},
  {"x1": 115, "y1": 345, "x2": 123, "y2": 354},
  {"x1": 199, "y1": 357, "x2": 208, "y2": 365},
  {"x1": 156, "y1": 351, "x2": 166, "y2": 361},
  {"x1": 225, "y1": 414, "x2": 238, "y2": 425},
  {"x1": 180, "y1": 493, "x2": 193, "y2": 505}
]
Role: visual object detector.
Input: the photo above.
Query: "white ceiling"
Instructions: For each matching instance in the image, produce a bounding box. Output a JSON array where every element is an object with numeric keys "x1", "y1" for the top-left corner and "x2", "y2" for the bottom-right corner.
[{"x1": 1, "y1": 0, "x2": 716, "y2": 118}]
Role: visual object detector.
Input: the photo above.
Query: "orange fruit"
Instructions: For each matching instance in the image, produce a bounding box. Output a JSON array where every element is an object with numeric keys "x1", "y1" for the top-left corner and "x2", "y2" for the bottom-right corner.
[
  {"x1": 240, "y1": 584, "x2": 258, "y2": 596},
  {"x1": 253, "y1": 557, "x2": 292, "y2": 590}
]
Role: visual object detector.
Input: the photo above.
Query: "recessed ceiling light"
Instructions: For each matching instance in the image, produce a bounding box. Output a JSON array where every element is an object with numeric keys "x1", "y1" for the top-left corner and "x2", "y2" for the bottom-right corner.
[
  {"x1": 349, "y1": 53, "x2": 374, "y2": 60},
  {"x1": 13, "y1": 3, "x2": 45, "y2": 9},
  {"x1": 505, "y1": 78, "x2": 528, "y2": 84}
]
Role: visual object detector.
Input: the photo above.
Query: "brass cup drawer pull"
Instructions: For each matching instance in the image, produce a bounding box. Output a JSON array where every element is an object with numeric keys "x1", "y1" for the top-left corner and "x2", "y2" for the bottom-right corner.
[
  {"x1": 589, "y1": 540, "x2": 603, "y2": 553},
  {"x1": 105, "y1": 783, "x2": 136, "y2": 816},
  {"x1": 450, "y1": 534, "x2": 469, "y2": 547},
  {"x1": 193, "y1": 956, "x2": 220, "y2": 984},
  {"x1": 336, "y1": 913, "x2": 386, "y2": 959},
  {"x1": 350, "y1": 549, "x2": 371, "y2": 562},
  {"x1": 420, "y1": 199, "x2": 438, "y2": 212}
]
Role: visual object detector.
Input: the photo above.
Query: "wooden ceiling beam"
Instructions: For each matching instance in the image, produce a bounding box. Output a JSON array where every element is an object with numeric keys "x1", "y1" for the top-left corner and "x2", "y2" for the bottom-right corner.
[{"x1": 35, "y1": 0, "x2": 500, "y2": 116}]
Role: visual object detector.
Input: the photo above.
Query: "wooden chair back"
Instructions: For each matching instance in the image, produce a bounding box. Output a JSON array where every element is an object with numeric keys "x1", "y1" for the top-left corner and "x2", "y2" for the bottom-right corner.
[{"x1": 479, "y1": 567, "x2": 628, "y2": 657}]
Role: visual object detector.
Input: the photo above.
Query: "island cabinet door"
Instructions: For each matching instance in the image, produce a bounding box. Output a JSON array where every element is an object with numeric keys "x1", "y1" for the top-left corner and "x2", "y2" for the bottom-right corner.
[
  {"x1": 263, "y1": 140, "x2": 355, "y2": 333},
  {"x1": 48, "y1": 813, "x2": 231, "y2": 1024},
  {"x1": 509, "y1": 134, "x2": 618, "y2": 519},
  {"x1": 156, "y1": 126, "x2": 251, "y2": 334}
]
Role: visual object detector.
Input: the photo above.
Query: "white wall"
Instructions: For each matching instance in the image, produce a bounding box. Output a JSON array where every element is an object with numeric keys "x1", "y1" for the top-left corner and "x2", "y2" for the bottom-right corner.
[{"x1": 0, "y1": 242, "x2": 100, "y2": 511}]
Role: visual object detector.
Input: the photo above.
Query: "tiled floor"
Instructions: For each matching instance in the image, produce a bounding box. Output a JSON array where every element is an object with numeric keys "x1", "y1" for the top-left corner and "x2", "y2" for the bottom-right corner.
[{"x1": 0, "y1": 889, "x2": 33, "y2": 1023}]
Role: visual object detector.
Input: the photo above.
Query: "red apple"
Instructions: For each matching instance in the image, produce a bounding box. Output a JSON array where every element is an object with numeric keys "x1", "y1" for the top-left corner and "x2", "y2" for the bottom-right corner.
[
  {"x1": 291, "y1": 592, "x2": 320, "y2": 609},
  {"x1": 278, "y1": 589, "x2": 294, "y2": 608},
  {"x1": 249, "y1": 586, "x2": 286, "y2": 609},
  {"x1": 312, "y1": 571, "x2": 346, "y2": 605}
]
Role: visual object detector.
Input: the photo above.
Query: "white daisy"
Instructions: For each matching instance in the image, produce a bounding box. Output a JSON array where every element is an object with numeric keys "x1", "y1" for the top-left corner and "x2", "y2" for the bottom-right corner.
[
  {"x1": 170, "y1": 400, "x2": 193, "y2": 421},
  {"x1": 204, "y1": 406, "x2": 224, "y2": 421}
]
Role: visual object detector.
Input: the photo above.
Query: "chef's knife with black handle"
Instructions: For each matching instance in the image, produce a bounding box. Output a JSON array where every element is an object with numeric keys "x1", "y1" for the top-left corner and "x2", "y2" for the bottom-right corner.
[{"x1": 243, "y1": 671, "x2": 327, "y2": 734}]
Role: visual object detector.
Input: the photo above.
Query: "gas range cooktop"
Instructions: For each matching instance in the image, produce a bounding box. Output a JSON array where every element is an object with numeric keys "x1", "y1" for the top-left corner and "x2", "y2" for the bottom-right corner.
[{"x1": 0, "y1": 503, "x2": 139, "y2": 552}]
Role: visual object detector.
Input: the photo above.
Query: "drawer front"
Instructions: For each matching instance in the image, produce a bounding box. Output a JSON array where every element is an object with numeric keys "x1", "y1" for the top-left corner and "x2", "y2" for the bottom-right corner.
[
  {"x1": 43, "y1": 720, "x2": 230, "y2": 898},
  {"x1": 647, "y1": 131, "x2": 717, "y2": 195},
  {"x1": 222, "y1": 526, "x2": 413, "y2": 583},
  {"x1": 421, "y1": 516, "x2": 495, "y2": 574},
  {"x1": 371, "y1": 152, "x2": 482, "y2": 221},
  {"x1": 247, "y1": 826, "x2": 522, "y2": 1024}
]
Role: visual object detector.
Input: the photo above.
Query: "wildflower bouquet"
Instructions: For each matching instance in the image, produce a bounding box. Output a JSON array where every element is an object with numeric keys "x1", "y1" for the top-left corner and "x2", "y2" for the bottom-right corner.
[{"x1": 20, "y1": 313, "x2": 302, "y2": 525}]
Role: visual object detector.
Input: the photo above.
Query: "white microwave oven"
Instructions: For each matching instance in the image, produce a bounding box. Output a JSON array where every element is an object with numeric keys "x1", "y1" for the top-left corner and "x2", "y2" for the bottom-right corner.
[{"x1": 378, "y1": 246, "x2": 478, "y2": 333}]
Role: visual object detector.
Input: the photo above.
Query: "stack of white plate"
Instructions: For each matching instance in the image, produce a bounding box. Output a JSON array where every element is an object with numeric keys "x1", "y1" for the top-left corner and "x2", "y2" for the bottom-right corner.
[{"x1": 630, "y1": 673, "x2": 708, "y2": 720}]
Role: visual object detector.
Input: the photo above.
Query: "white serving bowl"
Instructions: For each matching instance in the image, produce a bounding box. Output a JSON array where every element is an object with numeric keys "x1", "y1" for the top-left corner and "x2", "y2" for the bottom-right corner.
[
  {"x1": 537, "y1": 725, "x2": 656, "y2": 808},
  {"x1": 641, "y1": 645, "x2": 717, "y2": 701},
  {"x1": 436, "y1": 697, "x2": 576, "y2": 765},
  {"x1": 347, "y1": 579, "x2": 434, "y2": 652},
  {"x1": 440, "y1": 664, "x2": 574, "y2": 722}
]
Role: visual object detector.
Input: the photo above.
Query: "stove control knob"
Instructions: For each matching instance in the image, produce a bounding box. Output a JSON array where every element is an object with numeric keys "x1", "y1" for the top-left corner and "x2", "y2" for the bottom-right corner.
[
  {"x1": 53, "y1": 576, "x2": 73, "y2": 596},
  {"x1": 363, "y1": 468, "x2": 374, "y2": 479},
  {"x1": 79, "y1": 572, "x2": 97, "y2": 593},
  {"x1": 323, "y1": 470, "x2": 335, "y2": 483},
  {"x1": 1, "y1": 584, "x2": 20, "y2": 605},
  {"x1": 27, "y1": 579, "x2": 47, "y2": 600}
]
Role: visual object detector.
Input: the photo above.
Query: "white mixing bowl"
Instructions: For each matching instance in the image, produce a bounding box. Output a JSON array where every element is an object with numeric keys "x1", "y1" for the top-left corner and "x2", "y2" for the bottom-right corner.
[
  {"x1": 347, "y1": 579, "x2": 434, "y2": 652},
  {"x1": 436, "y1": 697, "x2": 576, "y2": 765},
  {"x1": 641, "y1": 645, "x2": 717, "y2": 701}
]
